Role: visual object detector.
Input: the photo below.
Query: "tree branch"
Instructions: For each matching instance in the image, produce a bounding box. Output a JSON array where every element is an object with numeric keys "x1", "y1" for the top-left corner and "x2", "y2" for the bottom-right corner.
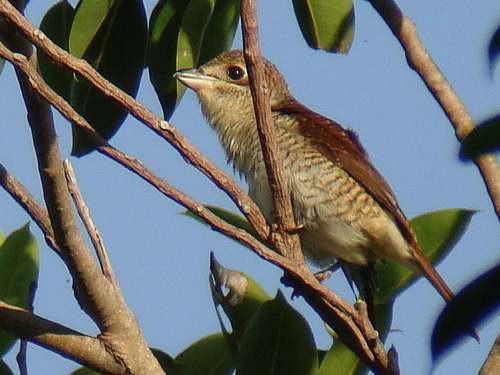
[
  {"x1": 0, "y1": 161, "x2": 59, "y2": 253},
  {"x1": 240, "y1": 0, "x2": 304, "y2": 264},
  {"x1": 63, "y1": 159, "x2": 118, "y2": 287},
  {"x1": 368, "y1": 0, "x2": 500, "y2": 222},
  {"x1": 0, "y1": 301, "x2": 124, "y2": 374},
  {"x1": 0, "y1": 0, "x2": 270, "y2": 242},
  {"x1": 479, "y1": 332, "x2": 500, "y2": 375},
  {"x1": 0, "y1": 8, "x2": 164, "y2": 374}
]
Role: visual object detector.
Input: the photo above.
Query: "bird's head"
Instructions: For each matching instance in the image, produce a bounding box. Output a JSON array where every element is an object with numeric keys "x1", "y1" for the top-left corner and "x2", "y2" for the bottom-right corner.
[{"x1": 174, "y1": 50, "x2": 290, "y2": 128}]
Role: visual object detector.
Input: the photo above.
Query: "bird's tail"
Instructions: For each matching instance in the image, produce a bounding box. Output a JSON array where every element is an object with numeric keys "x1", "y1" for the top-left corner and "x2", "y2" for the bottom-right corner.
[
  {"x1": 343, "y1": 262, "x2": 378, "y2": 328},
  {"x1": 408, "y1": 242, "x2": 454, "y2": 302}
]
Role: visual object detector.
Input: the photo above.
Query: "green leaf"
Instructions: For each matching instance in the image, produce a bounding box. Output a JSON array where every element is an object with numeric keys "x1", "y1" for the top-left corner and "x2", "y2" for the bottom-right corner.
[
  {"x1": 182, "y1": 204, "x2": 254, "y2": 238},
  {"x1": 170, "y1": 333, "x2": 234, "y2": 375},
  {"x1": 317, "y1": 338, "x2": 361, "y2": 375},
  {"x1": 460, "y1": 114, "x2": 500, "y2": 160},
  {"x1": 198, "y1": 0, "x2": 240, "y2": 66},
  {"x1": 210, "y1": 253, "x2": 271, "y2": 348},
  {"x1": 148, "y1": 0, "x2": 239, "y2": 119},
  {"x1": 70, "y1": 0, "x2": 147, "y2": 156},
  {"x1": 488, "y1": 23, "x2": 500, "y2": 75},
  {"x1": 0, "y1": 360, "x2": 14, "y2": 375},
  {"x1": 375, "y1": 209, "x2": 476, "y2": 304},
  {"x1": 68, "y1": 0, "x2": 113, "y2": 58},
  {"x1": 149, "y1": 0, "x2": 216, "y2": 119},
  {"x1": 151, "y1": 348, "x2": 175, "y2": 372},
  {"x1": 0, "y1": 224, "x2": 39, "y2": 357},
  {"x1": 316, "y1": 301, "x2": 394, "y2": 375},
  {"x1": 432, "y1": 263, "x2": 500, "y2": 363},
  {"x1": 292, "y1": 0, "x2": 355, "y2": 53},
  {"x1": 236, "y1": 291, "x2": 318, "y2": 375},
  {"x1": 37, "y1": 1, "x2": 75, "y2": 101}
]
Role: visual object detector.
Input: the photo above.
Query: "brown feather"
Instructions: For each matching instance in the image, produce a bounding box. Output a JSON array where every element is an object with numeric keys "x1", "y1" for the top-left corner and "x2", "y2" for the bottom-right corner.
[{"x1": 274, "y1": 97, "x2": 455, "y2": 302}]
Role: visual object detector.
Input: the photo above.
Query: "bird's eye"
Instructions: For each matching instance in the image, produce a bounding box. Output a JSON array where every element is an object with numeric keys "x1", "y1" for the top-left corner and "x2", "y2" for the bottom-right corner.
[{"x1": 226, "y1": 65, "x2": 245, "y2": 80}]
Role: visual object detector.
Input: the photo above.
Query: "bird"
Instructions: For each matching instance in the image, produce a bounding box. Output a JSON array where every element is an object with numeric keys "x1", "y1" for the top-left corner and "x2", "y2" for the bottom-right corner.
[{"x1": 174, "y1": 49, "x2": 454, "y2": 316}]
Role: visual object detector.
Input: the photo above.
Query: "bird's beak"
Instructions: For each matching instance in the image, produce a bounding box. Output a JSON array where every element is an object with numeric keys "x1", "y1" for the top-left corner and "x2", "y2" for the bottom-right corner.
[{"x1": 174, "y1": 69, "x2": 217, "y2": 91}]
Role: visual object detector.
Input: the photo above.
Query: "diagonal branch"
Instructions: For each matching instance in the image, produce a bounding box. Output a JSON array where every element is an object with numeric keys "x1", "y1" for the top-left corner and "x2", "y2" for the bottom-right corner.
[
  {"x1": 368, "y1": 0, "x2": 500, "y2": 222},
  {"x1": 0, "y1": 0, "x2": 270, "y2": 242},
  {"x1": 0, "y1": 161, "x2": 59, "y2": 253}
]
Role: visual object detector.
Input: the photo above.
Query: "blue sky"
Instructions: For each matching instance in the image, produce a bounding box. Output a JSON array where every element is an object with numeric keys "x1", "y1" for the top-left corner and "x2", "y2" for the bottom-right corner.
[{"x1": 1, "y1": 0, "x2": 499, "y2": 374}]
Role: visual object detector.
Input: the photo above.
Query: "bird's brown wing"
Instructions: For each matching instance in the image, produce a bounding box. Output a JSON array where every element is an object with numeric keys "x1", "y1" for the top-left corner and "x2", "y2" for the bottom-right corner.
[
  {"x1": 274, "y1": 98, "x2": 416, "y2": 245},
  {"x1": 275, "y1": 98, "x2": 456, "y2": 304}
]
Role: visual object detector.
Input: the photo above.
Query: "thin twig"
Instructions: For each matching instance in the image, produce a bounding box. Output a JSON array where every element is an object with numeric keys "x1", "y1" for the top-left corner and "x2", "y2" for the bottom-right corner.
[
  {"x1": 0, "y1": 161, "x2": 59, "y2": 253},
  {"x1": 16, "y1": 281, "x2": 36, "y2": 375},
  {"x1": 240, "y1": 0, "x2": 303, "y2": 264},
  {"x1": 63, "y1": 159, "x2": 118, "y2": 287},
  {"x1": 368, "y1": 0, "x2": 500, "y2": 221}
]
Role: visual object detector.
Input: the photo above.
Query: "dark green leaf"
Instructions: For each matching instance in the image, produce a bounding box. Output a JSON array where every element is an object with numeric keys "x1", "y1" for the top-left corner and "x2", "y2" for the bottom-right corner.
[
  {"x1": 70, "y1": 0, "x2": 147, "y2": 156},
  {"x1": 488, "y1": 23, "x2": 500, "y2": 75},
  {"x1": 198, "y1": 0, "x2": 240, "y2": 66},
  {"x1": 432, "y1": 263, "x2": 500, "y2": 363},
  {"x1": 69, "y1": 367, "x2": 102, "y2": 375},
  {"x1": 151, "y1": 348, "x2": 175, "y2": 372},
  {"x1": 0, "y1": 224, "x2": 39, "y2": 357},
  {"x1": 0, "y1": 360, "x2": 14, "y2": 375},
  {"x1": 37, "y1": 1, "x2": 75, "y2": 101},
  {"x1": 292, "y1": 0, "x2": 355, "y2": 53},
  {"x1": 148, "y1": 0, "x2": 239, "y2": 119},
  {"x1": 149, "y1": 0, "x2": 217, "y2": 119},
  {"x1": 148, "y1": 0, "x2": 191, "y2": 119},
  {"x1": 170, "y1": 333, "x2": 234, "y2": 375},
  {"x1": 376, "y1": 209, "x2": 475, "y2": 304},
  {"x1": 236, "y1": 291, "x2": 318, "y2": 375},
  {"x1": 460, "y1": 114, "x2": 500, "y2": 160},
  {"x1": 210, "y1": 253, "x2": 271, "y2": 348}
]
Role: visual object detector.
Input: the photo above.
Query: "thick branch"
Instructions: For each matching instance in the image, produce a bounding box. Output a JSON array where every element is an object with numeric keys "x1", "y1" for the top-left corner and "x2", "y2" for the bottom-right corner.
[
  {"x1": 0, "y1": 301, "x2": 123, "y2": 374},
  {"x1": 368, "y1": 0, "x2": 500, "y2": 221},
  {"x1": 240, "y1": 0, "x2": 304, "y2": 264},
  {"x1": 0, "y1": 15, "x2": 164, "y2": 375},
  {"x1": 479, "y1": 332, "x2": 500, "y2": 375}
]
